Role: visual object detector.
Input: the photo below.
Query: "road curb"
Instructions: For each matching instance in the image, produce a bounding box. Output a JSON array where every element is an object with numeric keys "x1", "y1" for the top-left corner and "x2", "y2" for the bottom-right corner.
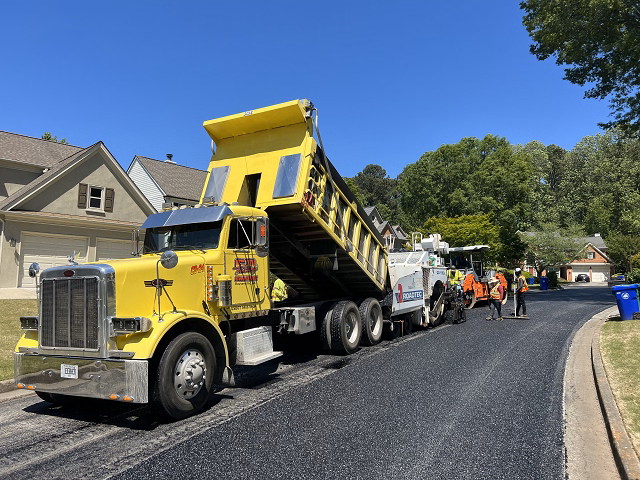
[
  {"x1": 592, "y1": 308, "x2": 640, "y2": 480},
  {"x1": 0, "y1": 379, "x2": 16, "y2": 394}
]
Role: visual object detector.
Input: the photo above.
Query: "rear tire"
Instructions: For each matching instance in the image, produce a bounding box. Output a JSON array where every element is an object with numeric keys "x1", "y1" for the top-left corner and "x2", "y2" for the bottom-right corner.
[
  {"x1": 359, "y1": 298, "x2": 383, "y2": 346},
  {"x1": 328, "y1": 301, "x2": 362, "y2": 354},
  {"x1": 152, "y1": 332, "x2": 216, "y2": 420}
]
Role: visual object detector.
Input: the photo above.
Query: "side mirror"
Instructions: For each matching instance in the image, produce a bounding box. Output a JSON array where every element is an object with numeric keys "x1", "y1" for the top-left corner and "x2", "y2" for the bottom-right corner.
[
  {"x1": 159, "y1": 250, "x2": 178, "y2": 269},
  {"x1": 28, "y1": 262, "x2": 40, "y2": 278}
]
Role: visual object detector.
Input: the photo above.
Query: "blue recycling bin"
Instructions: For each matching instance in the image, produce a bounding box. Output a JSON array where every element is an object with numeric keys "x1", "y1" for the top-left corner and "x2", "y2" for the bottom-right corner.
[
  {"x1": 539, "y1": 276, "x2": 548, "y2": 290},
  {"x1": 611, "y1": 284, "x2": 640, "y2": 320},
  {"x1": 527, "y1": 277, "x2": 534, "y2": 285}
]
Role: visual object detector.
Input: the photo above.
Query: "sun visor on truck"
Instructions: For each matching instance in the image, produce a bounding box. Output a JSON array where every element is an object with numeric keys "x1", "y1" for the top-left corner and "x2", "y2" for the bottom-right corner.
[{"x1": 140, "y1": 205, "x2": 233, "y2": 229}]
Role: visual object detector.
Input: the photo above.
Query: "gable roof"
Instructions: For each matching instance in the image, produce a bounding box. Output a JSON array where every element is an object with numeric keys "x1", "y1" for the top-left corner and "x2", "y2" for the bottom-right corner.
[
  {"x1": 0, "y1": 131, "x2": 83, "y2": 168},
  {"x1": 393, "y1": 225, "x2": 408, "y2": 241},
  {"x1": 581, "y1": 235, "x2": 606, "y2": 250},
  {"x1": 130, "y1": 156, "x2": 207, "y2": 202},
  {"x1": 582, "y1": 242, "x2": 613, "y2": 263},
  {"x1": 0, "y1": 141, "x2": 154, "y2": 214},
  {"x1": 0, "y1": 145, "x2": 92, "y2": 210}
]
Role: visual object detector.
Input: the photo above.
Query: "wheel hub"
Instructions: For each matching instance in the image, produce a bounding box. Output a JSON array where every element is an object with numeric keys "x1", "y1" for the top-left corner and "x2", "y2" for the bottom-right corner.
[{"x1": 174, "y1": 349, "x2": 207, "y2": 398}]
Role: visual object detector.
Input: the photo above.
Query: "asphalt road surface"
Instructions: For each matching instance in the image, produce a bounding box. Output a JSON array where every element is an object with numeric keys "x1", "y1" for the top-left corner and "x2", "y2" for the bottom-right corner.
[{"x1": 0, "y1": 285, "x2": 615, "y2": 480}]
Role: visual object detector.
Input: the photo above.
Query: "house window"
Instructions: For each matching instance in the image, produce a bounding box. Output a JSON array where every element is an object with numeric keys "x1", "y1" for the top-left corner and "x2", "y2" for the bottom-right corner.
[
  {"x1": 587, "y1": 252, "x2": 595, "y2": 260},
  {"x1": 89, "y1": 186, "x2": 105, "y2": 209},
  {"x1": 78, "y1": 183, "x2": 115, "y2": 212}
]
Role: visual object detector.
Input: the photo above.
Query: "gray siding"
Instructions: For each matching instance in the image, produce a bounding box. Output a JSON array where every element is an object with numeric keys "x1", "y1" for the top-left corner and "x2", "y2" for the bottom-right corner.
[{"x1": 128, "y1": 160, "x2": 164, "y2": 212}]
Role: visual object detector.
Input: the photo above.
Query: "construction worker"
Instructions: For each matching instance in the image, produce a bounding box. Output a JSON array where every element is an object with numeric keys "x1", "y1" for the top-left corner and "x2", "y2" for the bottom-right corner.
[
  {"x1": 513, "y1": 267, "x2": 528, "y2": 317},
  {"x1": 271, "y1": 278, "x2": 288, "y2": 303},
  {"x1": 486, "y1": 276, "x2": 504, "y2": 321},
  {"x1": 447, "y1": 267, "x2": 463, "y2": 287}
]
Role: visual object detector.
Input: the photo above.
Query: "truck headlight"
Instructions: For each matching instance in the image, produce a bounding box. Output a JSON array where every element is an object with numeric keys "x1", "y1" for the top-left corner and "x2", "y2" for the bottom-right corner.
[
  {"x1": 110, "y1": 317, "x2": 152, "y2": 336},
  {"x1": 20, "y1": 316, "x2": 38, "y2": 331}
]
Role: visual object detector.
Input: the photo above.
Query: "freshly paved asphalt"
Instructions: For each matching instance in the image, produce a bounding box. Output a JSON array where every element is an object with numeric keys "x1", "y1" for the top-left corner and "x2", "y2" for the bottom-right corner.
[
  {"x1": 109, "y1": 285, "x2": 616, "y2": 480},
  {"x1": 0, "y1": 285, "x2": 621, "y2": 479}
]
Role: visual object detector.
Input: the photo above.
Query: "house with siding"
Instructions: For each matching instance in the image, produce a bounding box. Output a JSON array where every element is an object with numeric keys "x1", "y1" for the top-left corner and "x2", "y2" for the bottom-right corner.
[
  {"x1": 0, "y1": 131, "x2": 155, "y2": 289},
  {"x1": 126, "y1": 155, "x2": 208, "y2": 211}
]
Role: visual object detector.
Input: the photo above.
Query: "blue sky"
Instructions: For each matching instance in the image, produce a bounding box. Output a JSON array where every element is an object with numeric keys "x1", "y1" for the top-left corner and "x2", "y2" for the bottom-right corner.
[{"x1": 1, "y1": 1, "x2": 610, "y2": 179}]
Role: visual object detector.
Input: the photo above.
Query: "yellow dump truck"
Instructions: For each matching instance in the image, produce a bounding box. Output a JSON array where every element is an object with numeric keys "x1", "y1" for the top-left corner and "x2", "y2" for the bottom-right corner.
[{"x1": 14, "y1": 99, "x2": 453, "y2": 420}]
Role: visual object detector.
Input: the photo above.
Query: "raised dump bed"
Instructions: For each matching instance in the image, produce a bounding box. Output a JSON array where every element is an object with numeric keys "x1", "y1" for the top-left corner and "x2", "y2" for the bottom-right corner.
[{"x1": 201, "y1": 99, "x2": 387, "y2": 302}]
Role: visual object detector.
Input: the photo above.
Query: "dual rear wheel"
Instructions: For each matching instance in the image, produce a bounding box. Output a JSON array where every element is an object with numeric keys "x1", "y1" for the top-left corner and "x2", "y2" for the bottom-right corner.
[{"x1": 321, "y1": 298, "x2": 384, "y2": 354}]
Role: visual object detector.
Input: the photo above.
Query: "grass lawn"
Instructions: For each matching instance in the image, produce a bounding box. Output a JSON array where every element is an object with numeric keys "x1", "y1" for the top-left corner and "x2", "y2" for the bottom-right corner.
[
  {"x1": 601, "y1": 319, "x2": 640, "y2": 456},
  {"x1": 0, "y1": 299, "x2": 37, "y2": 381}
]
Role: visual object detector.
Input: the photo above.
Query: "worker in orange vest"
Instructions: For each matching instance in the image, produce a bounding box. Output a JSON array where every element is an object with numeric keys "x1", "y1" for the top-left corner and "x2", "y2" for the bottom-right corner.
[
  {"x1": 513, "y1": 267, "x2": 528, "y2": 318},
  {"x1": 486, "y1": 276, "x2": 504, "y2": 321}
]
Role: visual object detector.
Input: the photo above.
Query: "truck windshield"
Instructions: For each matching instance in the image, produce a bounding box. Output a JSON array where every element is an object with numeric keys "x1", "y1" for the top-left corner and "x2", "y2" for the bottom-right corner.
[{"x1": 143, "y1": 221, "x2": 222, "y2": 253}]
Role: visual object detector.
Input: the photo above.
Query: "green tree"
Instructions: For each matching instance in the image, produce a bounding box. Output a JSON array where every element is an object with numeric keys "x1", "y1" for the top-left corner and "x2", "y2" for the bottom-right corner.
[
  {"x1": 521, "y1": 0, "x2": 640, "y2": 134},
  {"x1": 559, "y1": 131, "x2": 640, "y2": 234},
  {"x1": 606, "y1": 233, "x2": 640, "y2": 272},
  {"x1": 351, "y1": 164, "x2": 402, "y2": 227},
  {"x1": 342, "y1": 177, "x2": 366, "y2": 207},
  {"x1": 399, "y1": 135, "x2": 533, "y2": 231},
  {"x1": 519, "y1": 224, "x2": 585, "y2": 277},
  {"x1": 41, "y1": 132, "x2": 68, "y2": 144},
  {"x1": 422, "y1": 214, "x2": 501, "y2": 262}
]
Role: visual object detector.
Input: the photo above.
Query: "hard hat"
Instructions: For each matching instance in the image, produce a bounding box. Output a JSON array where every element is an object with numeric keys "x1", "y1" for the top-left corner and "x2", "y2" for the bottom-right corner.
[{"x1": 515, "y1": 267, "x2": 522, "y2": 274}]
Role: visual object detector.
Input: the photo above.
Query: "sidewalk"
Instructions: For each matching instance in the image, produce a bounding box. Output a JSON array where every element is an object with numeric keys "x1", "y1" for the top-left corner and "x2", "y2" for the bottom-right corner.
[
  {"x1": 0, "y1": 288, "x2": 36, "y2": 300},
  {"x1": 565, "y1": 306, "x2": 640, "y2": 479}
]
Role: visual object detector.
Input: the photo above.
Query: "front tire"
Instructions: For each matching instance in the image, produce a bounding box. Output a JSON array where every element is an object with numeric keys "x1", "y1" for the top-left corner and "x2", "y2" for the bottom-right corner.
[
  {"x1": 359, "y1": 298, "x2": 383, "y2": 346},
  {"x1": 152, "y1": 332, "x2": 216, "y2": 420}
]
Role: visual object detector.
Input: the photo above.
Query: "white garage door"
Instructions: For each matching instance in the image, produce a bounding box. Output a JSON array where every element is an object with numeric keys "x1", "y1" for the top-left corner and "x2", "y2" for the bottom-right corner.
[
  {"x1": 572, "y1": 265, "x2": 610, "y2": 282},
  {"x1": 20, "y1": 233, "x2": 88, "y2": 287},
  {"x1": 96, "y1": 238, "x2": 133, "y2": 261},
  {"x1": 591, "y1": 266, "x2": 610, "y2": 282}
]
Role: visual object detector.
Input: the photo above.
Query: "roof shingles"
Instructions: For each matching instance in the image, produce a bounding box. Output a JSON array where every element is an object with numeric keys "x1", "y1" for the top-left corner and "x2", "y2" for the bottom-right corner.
[
  {"x1": 0, "y1": 131, "x2": 83, "y2": 168},
  {"x1": 135, "y1": 156, "x2": 207, "y2": 202}
]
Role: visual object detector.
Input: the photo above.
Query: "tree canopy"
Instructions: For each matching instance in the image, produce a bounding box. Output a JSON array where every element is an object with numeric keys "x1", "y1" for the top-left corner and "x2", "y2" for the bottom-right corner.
[
  {"x1": 346, "y1": 131, "x2": 640, "y2": 272},
  {"x1": 521, "y1": 0, "x2": 640, "y2": 134},
  {"x1": 519, "y1": 224, "x2": 586, "y2": 276},
  {"x1": 41, "y1": 132, "x2": 68, "y2": 144}
]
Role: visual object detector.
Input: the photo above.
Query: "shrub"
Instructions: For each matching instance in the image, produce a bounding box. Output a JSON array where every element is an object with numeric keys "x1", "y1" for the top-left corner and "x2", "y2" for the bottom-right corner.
[
  {"x1": 626, "y1": 269, "x2": 640, "y2": 284},
  {"x1": 547, "y1": 270, "x2": 558, "y2": 288}
]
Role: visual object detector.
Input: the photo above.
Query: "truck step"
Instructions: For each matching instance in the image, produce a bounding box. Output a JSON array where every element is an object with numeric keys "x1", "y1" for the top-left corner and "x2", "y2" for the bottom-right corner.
[{"x1": 231, "y1": 326, "x2": 283, "y2": 366}]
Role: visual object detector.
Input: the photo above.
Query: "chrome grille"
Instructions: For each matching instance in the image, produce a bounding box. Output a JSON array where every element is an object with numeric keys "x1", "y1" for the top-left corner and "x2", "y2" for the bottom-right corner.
[{"x1": 41, "y1": 277, "x2": 100, "y2": 350}]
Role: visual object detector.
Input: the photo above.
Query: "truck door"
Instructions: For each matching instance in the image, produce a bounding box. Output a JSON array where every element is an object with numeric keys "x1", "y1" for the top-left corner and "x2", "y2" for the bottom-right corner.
[{"x1": 224, "y1": 218, "x2": 268, "y2": 314}]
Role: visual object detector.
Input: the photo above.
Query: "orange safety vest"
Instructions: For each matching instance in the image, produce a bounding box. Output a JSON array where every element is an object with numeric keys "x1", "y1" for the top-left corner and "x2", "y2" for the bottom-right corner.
[
  {"x1": 517, "y1": 276, "x2": 528, "y2": 292},
  {"x1": 490, "y1": 284, "x2": 501, "y2": 300}
]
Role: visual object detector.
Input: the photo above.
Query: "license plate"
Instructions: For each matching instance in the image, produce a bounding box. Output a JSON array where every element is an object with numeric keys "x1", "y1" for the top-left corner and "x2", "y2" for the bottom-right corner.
[{"x1": 60, "y1": 364, "x2": 78, "y2": 379}]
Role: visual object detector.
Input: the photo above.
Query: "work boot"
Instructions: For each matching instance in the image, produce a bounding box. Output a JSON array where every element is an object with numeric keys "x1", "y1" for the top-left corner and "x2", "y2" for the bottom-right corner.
[
  {"x1": 486, "y1": 316, "x2": 492, "y2": 321},
  {"x1": 497, "y1": 316, "x2": 503, "y2": 321}
]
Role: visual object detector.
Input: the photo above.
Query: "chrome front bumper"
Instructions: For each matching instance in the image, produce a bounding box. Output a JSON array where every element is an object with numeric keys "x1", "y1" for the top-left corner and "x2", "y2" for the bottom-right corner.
[{"x1": 14, "y1": 353, "x2": 148, "y2": 403}]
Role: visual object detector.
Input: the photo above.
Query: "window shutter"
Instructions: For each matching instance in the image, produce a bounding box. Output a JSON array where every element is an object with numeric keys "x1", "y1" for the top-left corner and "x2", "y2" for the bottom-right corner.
[
  {"x1": 78, "y1": 183, "x2": 87, "y2": 209},
  {"x1": 104, "y1": 188, "x2": 115, "y2": 213}
]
